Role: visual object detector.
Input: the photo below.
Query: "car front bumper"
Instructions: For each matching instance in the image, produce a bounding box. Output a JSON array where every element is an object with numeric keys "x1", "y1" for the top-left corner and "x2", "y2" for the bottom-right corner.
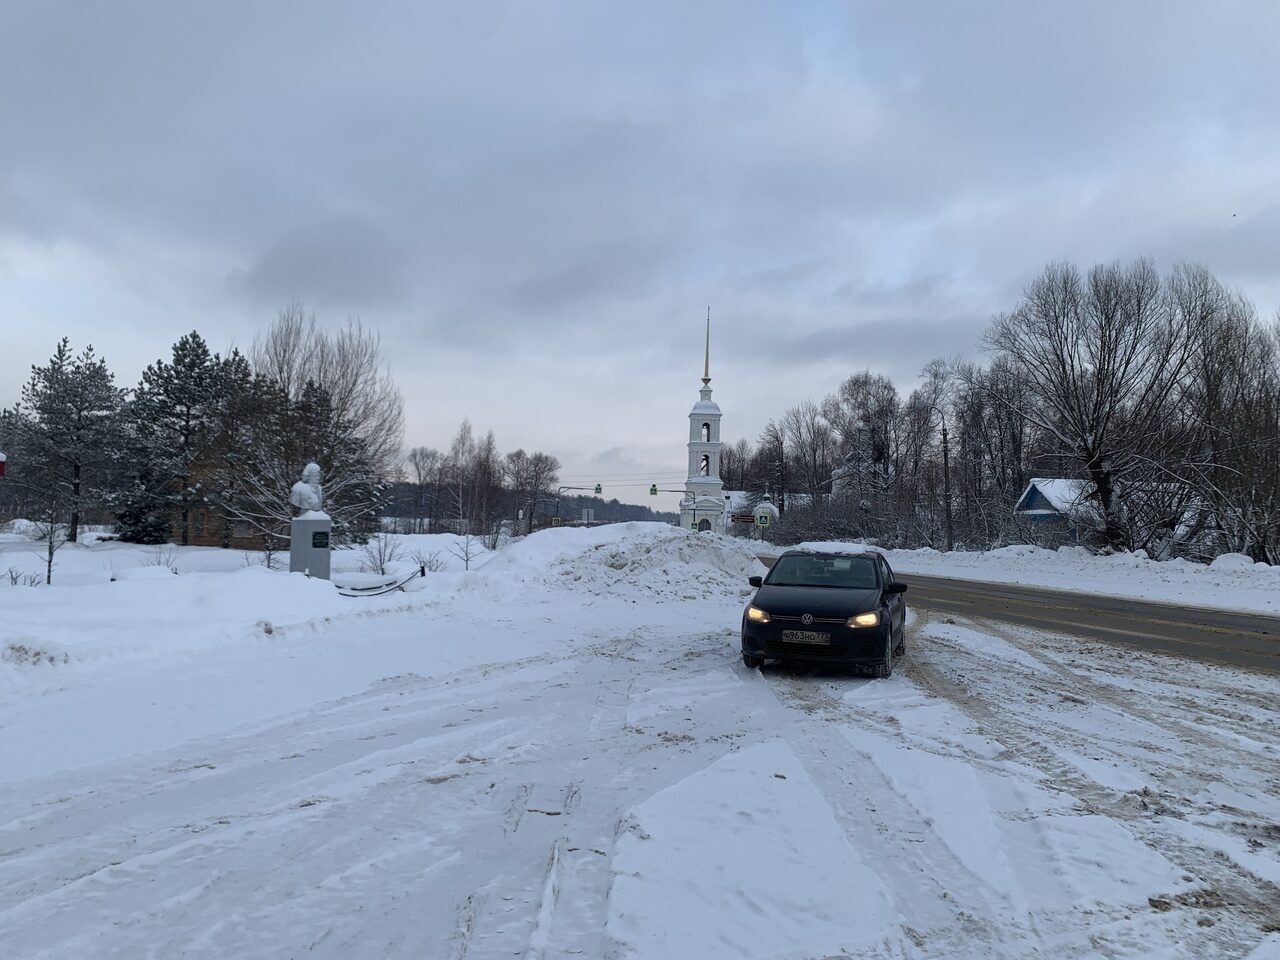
[{"x1": 741, "y1": 618, "x2": 890, "y2": 665}]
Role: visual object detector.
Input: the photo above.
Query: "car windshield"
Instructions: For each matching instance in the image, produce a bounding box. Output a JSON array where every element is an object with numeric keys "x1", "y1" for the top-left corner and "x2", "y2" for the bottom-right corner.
[{"x1": 766, "y1": 554, "x2": 879, "y2": 589}]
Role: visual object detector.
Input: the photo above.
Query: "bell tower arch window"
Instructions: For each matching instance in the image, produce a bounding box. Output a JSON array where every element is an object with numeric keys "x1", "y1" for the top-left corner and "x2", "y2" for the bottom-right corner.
[
  {"x1": 701, "y1": 422, "x2": 711, "y2": 442},
  {"x1": 699, "y1": 454, "x2": 710, "y2": 476}
]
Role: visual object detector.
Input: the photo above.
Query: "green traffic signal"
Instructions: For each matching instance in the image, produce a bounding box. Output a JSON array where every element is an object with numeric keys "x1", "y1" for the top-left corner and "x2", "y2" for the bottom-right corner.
[{"x1": 594, "y1": 483, "x2": 602, "y2": 495}]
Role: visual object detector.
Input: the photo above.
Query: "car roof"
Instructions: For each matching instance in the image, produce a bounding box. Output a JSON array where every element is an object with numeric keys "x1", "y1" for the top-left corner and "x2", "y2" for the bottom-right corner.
[{"x1": 777, "y1": 548, "x2": 880, "y2": 560}]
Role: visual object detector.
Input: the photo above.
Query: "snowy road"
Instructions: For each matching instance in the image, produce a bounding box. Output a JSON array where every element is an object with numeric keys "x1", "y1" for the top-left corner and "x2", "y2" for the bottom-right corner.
[
  {"x1": 906, "y1": 574, "x2": 1280, "y2": 673},
  {"x1": 4, "y1": 602, "x2": 1278, "y2": 959}
]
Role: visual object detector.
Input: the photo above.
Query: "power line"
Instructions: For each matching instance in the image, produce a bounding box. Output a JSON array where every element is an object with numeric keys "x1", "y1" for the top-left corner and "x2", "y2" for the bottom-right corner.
[{"x1": 558, "y1": 475, "x2": 686, "y2": 483}]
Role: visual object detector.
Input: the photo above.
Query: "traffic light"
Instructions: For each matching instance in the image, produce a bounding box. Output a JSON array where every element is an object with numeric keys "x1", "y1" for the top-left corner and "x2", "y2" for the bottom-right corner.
[
  {"x1": 594, "y1": 484, "x2": 602, "y2": 495},
  {"x1": 649, "y1": 484, "x2": 657, "y2": 496}
]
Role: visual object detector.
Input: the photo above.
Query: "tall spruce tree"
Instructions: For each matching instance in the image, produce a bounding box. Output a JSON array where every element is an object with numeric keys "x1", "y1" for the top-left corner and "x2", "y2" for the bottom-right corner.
[
  {"x1": 11, "y1": 339, "x2": 126, "y2": 543},
  {"x1": 129, "y1": 332, "x2": 224, "y2": 545}
]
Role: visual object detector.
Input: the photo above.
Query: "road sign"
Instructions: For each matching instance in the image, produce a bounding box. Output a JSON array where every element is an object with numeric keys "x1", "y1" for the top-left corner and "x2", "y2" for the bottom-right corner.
[
  {"x1": 581, "y1": 508, "x2": 595, "y2": 523},
  {"x1": 552, "y1": 517, "x2": 563, "y2": 527},
  {"x1": 731, "y1": 513, "x2": 756, "y2": 525},
  {"x1": 757, "y1": 514, "x2": 771, "y2": 528}
]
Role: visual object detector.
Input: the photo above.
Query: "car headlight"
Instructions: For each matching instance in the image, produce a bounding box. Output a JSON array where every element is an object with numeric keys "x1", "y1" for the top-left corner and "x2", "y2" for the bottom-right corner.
[
  {"x1": 746, "y1": 605, "x2": 771, "y2": 623},
  {"x1": 847, "y1": 611, "x2": 880, "y2": 628}
]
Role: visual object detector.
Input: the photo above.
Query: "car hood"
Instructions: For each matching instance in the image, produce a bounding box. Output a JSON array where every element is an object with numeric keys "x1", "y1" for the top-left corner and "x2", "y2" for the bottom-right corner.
[{"x1": 753, "y1": 584, "x2": 880, "y2": 618}]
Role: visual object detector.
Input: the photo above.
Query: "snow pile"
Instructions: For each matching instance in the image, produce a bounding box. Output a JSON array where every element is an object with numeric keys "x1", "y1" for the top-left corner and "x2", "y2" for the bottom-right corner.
[
  {"x1": 1208, "y1": 551, "x2": 1263, "y2": 572},
  {"x1": 789, "y1": 539, "x2": 1280, "y2": 614},
  {"x1": 474, "y1": 522, "x2": 764, "y2": 603},
  {"x1": 2, "y1": 567, "x2": 352, "y2": 674},
  {"x1": 1, "y1": 519, "x2": 43, "y2": 539}
]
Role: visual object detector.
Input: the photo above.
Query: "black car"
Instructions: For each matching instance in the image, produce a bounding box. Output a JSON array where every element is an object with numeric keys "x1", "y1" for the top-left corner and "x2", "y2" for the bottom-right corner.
[{"x1": 741, "y1": 549, "x2": 908, "y2": 677}]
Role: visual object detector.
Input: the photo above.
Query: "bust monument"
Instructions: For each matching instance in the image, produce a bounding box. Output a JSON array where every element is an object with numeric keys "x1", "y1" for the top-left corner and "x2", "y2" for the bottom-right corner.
[
  {"x1": 288, "y1": 461, "x2": 332, "y2": 579},
  {"x1": 290, "y1": 462, "x2": 324, "y2": 514}
]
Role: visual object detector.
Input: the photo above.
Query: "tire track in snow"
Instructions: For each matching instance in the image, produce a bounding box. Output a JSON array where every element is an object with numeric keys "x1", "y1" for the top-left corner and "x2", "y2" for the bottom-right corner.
[
  {"x1": 908, "y1": 610, "x2": 1280, "y2": 941},
  {"x1": 755, "y1": 667, "x2": 1055, "y2": 959}
]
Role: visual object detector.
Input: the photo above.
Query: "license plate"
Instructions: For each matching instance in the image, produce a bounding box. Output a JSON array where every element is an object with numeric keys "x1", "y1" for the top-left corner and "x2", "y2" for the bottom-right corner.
[{"x1": 781, "y1": 629, "x2": 831, "y2": 645}]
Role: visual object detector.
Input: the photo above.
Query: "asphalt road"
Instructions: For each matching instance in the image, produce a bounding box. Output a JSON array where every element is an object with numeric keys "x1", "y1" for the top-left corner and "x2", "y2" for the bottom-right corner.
[{"x1": 903, "y1": 573, "x2": 1280, "y2": 673}]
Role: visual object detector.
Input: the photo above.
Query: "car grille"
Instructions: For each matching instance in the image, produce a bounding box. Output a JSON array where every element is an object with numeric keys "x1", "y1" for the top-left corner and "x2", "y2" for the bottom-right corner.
[{"x1": 770, "y1": 614, "x2": 846, "y2": 625}]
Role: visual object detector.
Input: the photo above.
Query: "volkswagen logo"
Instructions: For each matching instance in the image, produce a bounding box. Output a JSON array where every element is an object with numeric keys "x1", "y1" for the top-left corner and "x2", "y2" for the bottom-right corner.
[{"x1": 801, "y1": 613, "x2": 813, "y2": 626}]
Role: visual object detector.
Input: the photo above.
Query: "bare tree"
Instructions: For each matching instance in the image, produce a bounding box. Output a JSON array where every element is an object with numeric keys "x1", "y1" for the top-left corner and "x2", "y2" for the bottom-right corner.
[
  {"x1": 447, "y1": 533, "x2": 482, "y2": 571},
  {"x1": 1181, "y1": 296, "x2": 1280, "y2": 561},
  {"x1": 980, "y1": 260, "x2": 1204, "y2": 549},
  {"x1": 444, "y1": 420, "x2": 476, "y2": 532},
  {"x1": 755, "y1": 420, "x2": 789, "y2": 512},
  {"x1": 251, "y1": 303, "x2": 404, "y2": 479},
  {"x1": 781, "y1": 400, "x2": 836, "y2": 505},
  {"x1": 719, "y1": 438, "x2": 754, "y2": 491},
  {"x1": 30, "y1": 505, "x2": 68, "y2": 586},
  {"x1": 405, "y1": 446, "x2": 442, "y2": 533},
  {"x1": 360, "y1": 531, "x2": 405, "y2": 575},
  {"x1": 217, "y1": 306, "x2": 406, "y2": 543},
  {"x1": 505, "y1": 449, "x2": 561, "y2": 534}
]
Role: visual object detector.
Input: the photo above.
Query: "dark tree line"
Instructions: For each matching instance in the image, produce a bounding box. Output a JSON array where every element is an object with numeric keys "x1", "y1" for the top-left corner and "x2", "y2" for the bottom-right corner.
[
  {"x1": 2, "y1": 308, "x2": 672, "y2": 572},
  {"x1": 1, "y1": 307, "x2": 404, "y2": 563},
  {"x1": 725, "y1": 260, "x2": 1280, "y2": 563}
]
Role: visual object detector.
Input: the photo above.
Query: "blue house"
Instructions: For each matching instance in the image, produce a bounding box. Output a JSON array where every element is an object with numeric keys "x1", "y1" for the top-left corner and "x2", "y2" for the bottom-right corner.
[{"x1": 1013, "y1": 478, "x2": 1100, "y2": 541}]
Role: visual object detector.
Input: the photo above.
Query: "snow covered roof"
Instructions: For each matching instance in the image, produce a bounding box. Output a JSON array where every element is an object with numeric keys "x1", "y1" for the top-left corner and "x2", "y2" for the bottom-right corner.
[
  {"x1": 1014, "y1": 478, "x2": 1097, "y2": 520},
  {"x1": 690, "y1": 398, "x2": 721, "y2": 416}
]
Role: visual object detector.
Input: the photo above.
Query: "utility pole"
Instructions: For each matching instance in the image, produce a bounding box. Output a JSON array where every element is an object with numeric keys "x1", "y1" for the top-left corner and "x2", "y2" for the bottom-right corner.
[{"x1": 940, "y1": 416, "x2": 954, "y2": 552}]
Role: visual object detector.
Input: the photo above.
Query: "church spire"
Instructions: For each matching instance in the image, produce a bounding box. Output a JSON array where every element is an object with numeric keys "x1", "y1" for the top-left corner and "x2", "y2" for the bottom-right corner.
[{"x1": 702, "y1": 307, "x2": 711, "y2": 386}]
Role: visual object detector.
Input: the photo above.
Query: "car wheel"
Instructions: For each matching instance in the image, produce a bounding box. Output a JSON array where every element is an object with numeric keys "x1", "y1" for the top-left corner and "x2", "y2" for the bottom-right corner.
[
  {"x1": 742, "y1": 653, "x2": 764, "y2": 669},
  {"x1": 872, "y1": 639, "x2": 893, "y2": 679}
]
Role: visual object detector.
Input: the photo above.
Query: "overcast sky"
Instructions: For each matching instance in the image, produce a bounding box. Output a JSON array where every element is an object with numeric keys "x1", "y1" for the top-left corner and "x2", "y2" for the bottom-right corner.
[{"x1": 4, "y1": 1, "x2": 1280, "y2": 508}]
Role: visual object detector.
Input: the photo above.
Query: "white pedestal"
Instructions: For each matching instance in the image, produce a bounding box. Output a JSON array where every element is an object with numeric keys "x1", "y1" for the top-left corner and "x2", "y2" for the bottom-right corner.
[{"x1": 289, "y1": 512, "x2": 332, "y2": 580}]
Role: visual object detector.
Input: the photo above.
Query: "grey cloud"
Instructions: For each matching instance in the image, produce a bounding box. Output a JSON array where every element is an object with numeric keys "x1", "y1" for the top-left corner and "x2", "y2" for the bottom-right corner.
[
  {"x1": 5, "y1": 1, "x2": 1280, "y2": 502},
  {"x1": 226, "y1": 215, "x2": 411, "y2": 309}
]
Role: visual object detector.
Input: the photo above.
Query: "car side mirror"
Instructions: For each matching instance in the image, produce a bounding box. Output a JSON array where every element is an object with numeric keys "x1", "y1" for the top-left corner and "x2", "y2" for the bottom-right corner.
[
  {"x1": 883, "y1": 581, "x2": 908, "y2": 595},
  {"x1": 748, "y1": 575, "x2": 763, "y2": 588}
]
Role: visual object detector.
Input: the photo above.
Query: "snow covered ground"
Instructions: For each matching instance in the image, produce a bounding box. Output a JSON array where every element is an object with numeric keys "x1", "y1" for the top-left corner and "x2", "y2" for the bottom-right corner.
[
  {"x1": 2, "y1": 523, "x2": 1278, "y2": 959},
  {"x1": 792, "y1": 540, "x2": 1280, "y2": 616}
]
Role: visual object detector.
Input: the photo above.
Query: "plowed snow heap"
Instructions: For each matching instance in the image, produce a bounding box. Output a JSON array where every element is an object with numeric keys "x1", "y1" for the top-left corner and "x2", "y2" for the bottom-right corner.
[{"x1": 480, "y1": 522, "x2": 764, "y2": 603}]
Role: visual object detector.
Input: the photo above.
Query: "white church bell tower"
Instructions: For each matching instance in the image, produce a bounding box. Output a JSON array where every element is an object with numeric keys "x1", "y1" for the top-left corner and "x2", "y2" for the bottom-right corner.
[{"x1": 680, "y1": 311, "x2": 726, "y2": 533}]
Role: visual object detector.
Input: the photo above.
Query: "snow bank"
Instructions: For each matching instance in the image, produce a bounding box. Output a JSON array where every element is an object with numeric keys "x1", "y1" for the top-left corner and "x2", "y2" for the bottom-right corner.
[
  {"x1": 0, "y1": 526, "x2": 492, "y2": 586},
  {"x1": 2, "y1": 567, "x2": 352, "y2": 673},
  {"x1": 1, "y1": 524, "x2": 757, "y2": 684},
  {"x1": 789, "y1": 540, "x2": 1280, "y2": 615},
  {"x1": 472, "y1": 522, "x2": 764, "y2": 603},
  {"x1": 607, "y1": 740, "x2": 894, "y2": 959}
]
